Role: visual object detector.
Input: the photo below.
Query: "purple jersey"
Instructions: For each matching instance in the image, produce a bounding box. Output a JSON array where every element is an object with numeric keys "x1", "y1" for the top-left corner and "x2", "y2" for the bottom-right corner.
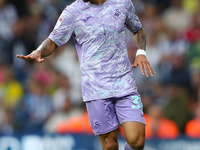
[{"x1": 49, "y1": 0, "x2": 142, "y2": 102}]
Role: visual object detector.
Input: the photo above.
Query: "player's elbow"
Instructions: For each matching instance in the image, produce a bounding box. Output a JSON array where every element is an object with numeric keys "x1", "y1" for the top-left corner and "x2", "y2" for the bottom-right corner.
[{"x1": 133, "y1": 27, "x2": 144, "y2": 35}]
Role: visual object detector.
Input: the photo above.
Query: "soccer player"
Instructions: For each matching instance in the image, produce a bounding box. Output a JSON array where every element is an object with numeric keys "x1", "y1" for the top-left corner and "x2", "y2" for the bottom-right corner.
[{"x1": 17, "y1": 0, "x2": 156, "y2": 149}]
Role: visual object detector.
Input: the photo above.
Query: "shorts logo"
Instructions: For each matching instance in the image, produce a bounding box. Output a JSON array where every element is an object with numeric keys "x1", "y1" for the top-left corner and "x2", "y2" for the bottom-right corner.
[
  {"x1": 94, "y1": 121, "x2": 101, "y2": 130},
  {"x1": 114, "y1": 9, "x2": 121, "y2": 18},
  {"x1": 131, "y1": 95, "x2": 143, "y2": 111}
]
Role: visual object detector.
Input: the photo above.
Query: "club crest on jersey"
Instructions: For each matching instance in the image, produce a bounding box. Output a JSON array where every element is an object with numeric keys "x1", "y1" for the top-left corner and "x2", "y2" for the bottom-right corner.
[{"x1": 114, "y1": 9, "x2": 121, "y2": 18}]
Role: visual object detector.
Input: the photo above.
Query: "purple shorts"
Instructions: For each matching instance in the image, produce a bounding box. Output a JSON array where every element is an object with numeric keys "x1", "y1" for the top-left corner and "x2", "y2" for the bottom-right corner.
[{"x1": 86, "y1": 92, "x2": 146, "y2": 136}]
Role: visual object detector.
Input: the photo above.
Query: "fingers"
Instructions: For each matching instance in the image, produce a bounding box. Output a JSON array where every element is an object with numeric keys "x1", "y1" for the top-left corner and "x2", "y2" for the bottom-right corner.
[
  {"x1": 132, "y1": 60, "x2": 156, "y2": 78},
  {"x1": 138, "y1": 63, "x2": 145, "y2": 76},
  {"x1": 16, "y1": 54, "x2": 44, "y2": 63},
  {"x1": 143, "y1": 61, "x2": 156, "y2": 77},
  {"x1": 16, "y1": 54, "x2": 32, "y2": 60},
  {"x1": 147, "y1": 63, "x2": 153, "y2": 77},
  {"x1": 143, "y1": 62, "x2": 149, "y2": 77},
  {"x1": 147, "y1": 62, "x2": 156, "y2": 77},
  {"x1": 132, "y1": 61, "x2": 137, "y2": 68},
  {"x1": 132, "y1": 60, "x2": 145, "y2": 76},
  {"x1": 36, "y1": 58, "x2": 44, "y2": 63}
]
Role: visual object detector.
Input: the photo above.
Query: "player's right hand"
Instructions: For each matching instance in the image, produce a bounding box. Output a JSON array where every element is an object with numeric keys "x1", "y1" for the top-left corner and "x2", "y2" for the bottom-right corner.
[{"x1": 16, "y1": 50, "x2": 44, "y2": 63}]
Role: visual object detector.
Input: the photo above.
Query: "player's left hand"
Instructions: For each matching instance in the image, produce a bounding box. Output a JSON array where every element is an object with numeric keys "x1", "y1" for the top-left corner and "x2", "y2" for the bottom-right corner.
[{"x1": 132, "y1": 55, "x2": 156, "y2": 78}]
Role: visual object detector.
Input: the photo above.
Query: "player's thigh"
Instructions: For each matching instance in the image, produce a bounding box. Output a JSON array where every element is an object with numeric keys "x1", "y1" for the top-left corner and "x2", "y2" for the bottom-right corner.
[
  {"x1": 85, "y1": 99, "x2": 119, "y2": 136},
  {"x1": 122, "y1": 122, "x2": 145, "y2": 148},
  {"x1": 114, "y1": 93, "x2": 146, "y2": 148},
  {"x1": 114, "y1": 92, "x2": 146, "y2": 127},
  {"x1": 86, "y1": 99, "x2": 119, "y2": 150},
  {"x1": 98, "y1": 130, "x2": 118, "y2": 150}
]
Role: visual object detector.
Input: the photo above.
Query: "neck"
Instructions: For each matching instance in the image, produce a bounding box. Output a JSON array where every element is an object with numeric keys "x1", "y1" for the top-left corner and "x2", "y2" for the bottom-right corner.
[{"x1": 83, "y1": 0, "x2": 106, "y2": 5}]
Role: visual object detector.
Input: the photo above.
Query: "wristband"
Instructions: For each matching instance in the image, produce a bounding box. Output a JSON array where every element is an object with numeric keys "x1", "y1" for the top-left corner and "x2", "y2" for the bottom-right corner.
[{"x1": 136, "y1": 49, "x2": 146, "y2": 57}]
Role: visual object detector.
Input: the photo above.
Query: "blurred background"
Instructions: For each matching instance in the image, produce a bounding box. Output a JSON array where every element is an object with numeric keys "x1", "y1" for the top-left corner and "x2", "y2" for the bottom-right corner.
[{"x1": 0, "y1": 0, "x2": 199, "y2": 149}]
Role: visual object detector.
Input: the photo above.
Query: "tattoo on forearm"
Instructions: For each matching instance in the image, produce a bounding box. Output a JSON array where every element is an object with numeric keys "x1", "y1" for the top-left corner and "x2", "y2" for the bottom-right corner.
[
  {"x1": 135, "y1": 28, "x2": 146, "y2": 50},
  {"x1": 37, "y1": 38, "x2": 57, "y2": 57}
]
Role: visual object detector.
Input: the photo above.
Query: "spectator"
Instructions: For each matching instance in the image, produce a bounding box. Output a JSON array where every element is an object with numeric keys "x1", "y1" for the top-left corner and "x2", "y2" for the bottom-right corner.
[
  {"x1": 153, "y1": 17, "x2": 168, "y2": 43},
  {"x1": 53, "y1": 43, "x2": 82, "y2": 106},
  {"x1": 168, "y1": 55, "x2": 191, "y2": 89},
  {"x1": 146, "y1": 32, "x2": 162, "y2": 79},
  {"x1": 0, "y1": 66, "x2": 23, "y2": 109},
  {"x1": 52, "y1": 73, "x2": 71, "y2": 111},
  {"x1": 7, "y1": 18, "x2": 32, "y2": 84},
  {"x1": 141, "y1": 94, "x2": 152, "y2": 114},
  {"x1": 164, "y1": 85, "x2": 191, "y2": 133},
  {"x1": 56, "y1": 104, "x2": 93, "y2": 135},
  {"x1": 23, "y1": 78, "x2": 53, "y2": 131},
  {"x1": 163, "y1": 0, "x2": 192, "y2": 32},
  {"x1": 187, "y1": 40, "x2": 200, "y2": 72},
  {"x1": 159, "y1": 29, "x2": 189, "y2": 57},
  {"x1": 44, "y1": 96, "x2": 82, "y2": 133},
  {"x1": 0, "y1": 0, "x2": 18, "y2": 63},
  {"x1": 190, "y1": 70, "x2": 200, "y2": 101},
  {"x1": 0, "y1": 0, "x2": 18, "y2": 42},
  {"x1": 119, "y1": 104, "x2": 179, "y2": 139},
  {"x1": 140, "y1": 3, "x2": 158, "y2": 36},
  {"x1": 9, "y1": 0, "x2": 27, "y2": 17},
  {"x1": 0, "y1": 109, "x2": 14, "y2": 135},
  {"x1": 185, "y1": 104, "x2": 200, "y2": 138},
  {"x1": 145, "y1": 105, "x2": 179, "y2": 139},
  {"x1": 185, "y1": 13, "x2": 200, "y2": 43}
]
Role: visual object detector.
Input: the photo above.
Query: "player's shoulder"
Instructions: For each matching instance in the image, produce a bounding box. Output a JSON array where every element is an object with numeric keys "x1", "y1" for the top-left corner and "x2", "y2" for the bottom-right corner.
[
  {"x1": 64, "y1": 0, "x2": 79, "y2": 14},
  {"x1": 64, "y1": 0, "x2": 90, "y2": 14}
]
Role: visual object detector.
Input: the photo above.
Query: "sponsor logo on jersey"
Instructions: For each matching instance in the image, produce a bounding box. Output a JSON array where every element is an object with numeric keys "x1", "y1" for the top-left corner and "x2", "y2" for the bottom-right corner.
[
  {"x1": 54, "y1": 18, "x2": 63, "y2": 29},
  {"x1": 82, "y1": 16, "x2": 92, "y2": 22}
]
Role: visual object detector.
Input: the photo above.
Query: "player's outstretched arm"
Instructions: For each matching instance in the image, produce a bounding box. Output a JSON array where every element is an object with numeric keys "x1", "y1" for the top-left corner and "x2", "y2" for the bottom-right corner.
[
  {"x1": 16, "y1": 38, "x2": 58, "y2": 63},
  {"x1": 132, "y1": 28, "x2": 156, "y2": 77}
]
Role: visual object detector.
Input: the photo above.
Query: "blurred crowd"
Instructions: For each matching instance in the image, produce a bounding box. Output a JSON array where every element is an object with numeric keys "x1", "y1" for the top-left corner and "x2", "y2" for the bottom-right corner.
[{"x1": 0, "y1": 0, "x2": 199, "y2": 139}]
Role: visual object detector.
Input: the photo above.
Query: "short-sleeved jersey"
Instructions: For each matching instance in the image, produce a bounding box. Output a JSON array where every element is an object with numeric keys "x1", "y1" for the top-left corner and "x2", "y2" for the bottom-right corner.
[{"x1": 49, "y1": 0, "x2": 142, "y2": 102}]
